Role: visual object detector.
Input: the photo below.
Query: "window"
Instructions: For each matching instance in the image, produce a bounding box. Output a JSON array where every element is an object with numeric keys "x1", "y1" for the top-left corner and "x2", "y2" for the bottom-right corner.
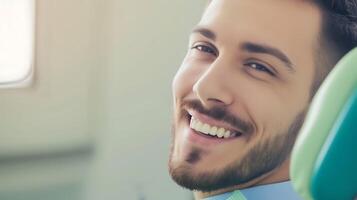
[{"x1": 0, "y1": 0, "x2": 35, "y2": 88}]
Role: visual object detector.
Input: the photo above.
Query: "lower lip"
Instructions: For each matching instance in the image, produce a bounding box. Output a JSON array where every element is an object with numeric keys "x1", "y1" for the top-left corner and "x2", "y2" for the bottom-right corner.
[{"x1": 186, "y1": 126, "x2": 239, "y2": 146}]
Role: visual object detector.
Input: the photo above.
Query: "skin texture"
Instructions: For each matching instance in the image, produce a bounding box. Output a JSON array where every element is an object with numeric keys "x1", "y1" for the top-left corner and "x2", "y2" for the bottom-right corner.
[{"x1": 169, "y1": 0, "x2": 322, "y2": 199}]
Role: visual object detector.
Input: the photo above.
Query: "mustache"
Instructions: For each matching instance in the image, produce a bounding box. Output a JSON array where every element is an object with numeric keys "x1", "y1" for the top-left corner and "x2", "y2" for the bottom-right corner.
[{"x1": 181, "y1": 99, "x2": 254, "y2": 134}]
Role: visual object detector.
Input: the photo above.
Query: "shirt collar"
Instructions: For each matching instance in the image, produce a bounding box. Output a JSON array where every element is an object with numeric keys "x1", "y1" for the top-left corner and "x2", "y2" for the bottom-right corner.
[{"x1": 203, "y1": 181, "x2": 302, "y2": 200}]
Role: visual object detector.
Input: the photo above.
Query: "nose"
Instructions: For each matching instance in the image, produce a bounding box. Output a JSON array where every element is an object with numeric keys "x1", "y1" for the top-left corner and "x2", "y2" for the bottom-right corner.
[{"x1": 193, "y1": 59, "x2": 233, "y2": 108}]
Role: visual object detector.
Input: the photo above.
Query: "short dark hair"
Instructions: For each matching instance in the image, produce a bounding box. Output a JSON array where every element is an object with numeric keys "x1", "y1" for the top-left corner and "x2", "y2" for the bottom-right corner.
[
  {"x1": 311, "y1": 0, "x2": 357, "y2": 95},
  {"x1": 203, "y1": 0, "x2": 356, "y2": 95},
  {"x1": 318, "y1": 0, "x2": 357, "y2": 56}
]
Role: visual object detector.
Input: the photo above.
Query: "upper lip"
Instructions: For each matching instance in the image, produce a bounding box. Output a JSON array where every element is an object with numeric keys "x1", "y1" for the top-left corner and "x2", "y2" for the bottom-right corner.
[{"x1": 187, "y1": 109, "x2": 244, "y2": 134}]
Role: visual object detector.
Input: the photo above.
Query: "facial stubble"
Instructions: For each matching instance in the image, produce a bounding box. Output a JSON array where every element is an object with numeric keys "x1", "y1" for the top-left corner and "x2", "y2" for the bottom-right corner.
[{"x1": 168, "y1": 103, "x2": 306, "y2": 192}]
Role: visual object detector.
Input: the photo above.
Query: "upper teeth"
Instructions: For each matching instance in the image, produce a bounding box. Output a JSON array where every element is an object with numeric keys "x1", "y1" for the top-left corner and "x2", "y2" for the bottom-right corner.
[{"x1": 190, "y1": 117, "x2": 235, "y2": 138}]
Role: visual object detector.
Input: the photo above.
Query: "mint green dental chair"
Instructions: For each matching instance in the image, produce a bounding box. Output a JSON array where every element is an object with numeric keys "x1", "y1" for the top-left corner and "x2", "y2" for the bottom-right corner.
[{"x1": 291, "y1": 47, "x2": 357, "y2": 200}]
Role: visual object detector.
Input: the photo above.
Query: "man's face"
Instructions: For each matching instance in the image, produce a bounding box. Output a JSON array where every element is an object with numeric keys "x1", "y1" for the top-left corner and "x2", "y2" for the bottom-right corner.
[{"x1": 169, "y1": 0, "x2": 322, "y2": 192}]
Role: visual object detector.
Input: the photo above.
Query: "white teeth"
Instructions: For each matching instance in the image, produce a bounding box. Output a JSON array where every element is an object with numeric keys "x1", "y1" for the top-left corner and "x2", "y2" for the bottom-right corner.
[
  {"x1": 217, "y1": 129, "x2": 225, "y2": 138},
  {"x1": 202, "y1": 124, "x2": 210, "y2": 134},
  {"x1": 217, "y1": 128, "x2": 225, "y2": 137},
  {"x1": 224, "y1": 130, "x2": 231, "y2": 138},
  {"x1": 211, "y1": 126, "x2": 218, "y2": 136},
  {"x1": 196, "y1": 121, "x2": 203, "y2": 131},
  {"x1": 190, "y1": 117, "x2": 239, "y2": 139}
]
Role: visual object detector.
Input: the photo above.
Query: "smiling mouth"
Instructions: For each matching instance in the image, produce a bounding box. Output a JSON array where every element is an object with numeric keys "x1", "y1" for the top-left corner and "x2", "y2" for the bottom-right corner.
[{"x1": 188, "y1": 115, "x2": 243, "y2": 139}]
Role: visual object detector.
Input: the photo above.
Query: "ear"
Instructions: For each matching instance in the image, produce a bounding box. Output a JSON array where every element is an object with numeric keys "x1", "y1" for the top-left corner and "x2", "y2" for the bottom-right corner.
[{"x1": 290, "y1": 47, "x2": 357, "y2": 200}]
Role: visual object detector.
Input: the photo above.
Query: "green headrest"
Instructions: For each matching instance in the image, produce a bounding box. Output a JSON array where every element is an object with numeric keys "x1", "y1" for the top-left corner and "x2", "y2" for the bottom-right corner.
[{"x1": 290, "y1": 47, "x2": 357, "y2": 200}]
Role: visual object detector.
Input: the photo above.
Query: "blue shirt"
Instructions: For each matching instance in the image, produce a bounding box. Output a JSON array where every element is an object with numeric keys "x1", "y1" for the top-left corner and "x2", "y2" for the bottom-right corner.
[{"x1": 203, "y1": 181, "x2": 302, "y2": 200}]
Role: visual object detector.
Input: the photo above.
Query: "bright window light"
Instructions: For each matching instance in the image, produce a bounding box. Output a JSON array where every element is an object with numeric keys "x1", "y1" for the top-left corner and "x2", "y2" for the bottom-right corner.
[{"x1": 0, "y1": 0, "x2": 35, "y2": 87}]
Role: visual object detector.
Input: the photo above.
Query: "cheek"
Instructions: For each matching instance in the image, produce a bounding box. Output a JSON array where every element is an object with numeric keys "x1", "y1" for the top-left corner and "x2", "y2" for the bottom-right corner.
[
  {"x1": 247, "y1": 89, "x2": 305, "y2": 137},
  {"x1": 172, "y1": 60, "x2": 200, "y2": 101},
  {"x1": 238, "y1": 84, "x2": 294, "y2": 135},
  {"x1": 172, "y1": 70, "x2": 186, "y2": 101}
]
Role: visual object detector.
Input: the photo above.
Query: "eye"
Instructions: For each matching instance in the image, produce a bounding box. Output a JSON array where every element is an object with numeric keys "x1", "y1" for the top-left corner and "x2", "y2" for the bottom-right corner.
[
  {"x1": 245, "y1": 62, "x2": 275, "y2": 76},
  {"x1": 191, "y1": 43, "x2": 217, "y2": 56}
]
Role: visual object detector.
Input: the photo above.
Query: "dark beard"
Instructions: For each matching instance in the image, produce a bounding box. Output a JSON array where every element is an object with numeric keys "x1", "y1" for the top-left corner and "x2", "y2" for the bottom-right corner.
[{"x1": 168, "y1": 100, "x2": 306, "y2": 192}]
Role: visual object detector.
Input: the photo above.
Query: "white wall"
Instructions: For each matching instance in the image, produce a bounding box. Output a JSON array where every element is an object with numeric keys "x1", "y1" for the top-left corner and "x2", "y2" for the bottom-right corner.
[
  {"x1": 0, "y1": 0, "x2": 204, "y2": 199},
  {"x1": 87, "y1": 0, "x2": 204, "y2": 199},
  {"x1": 0, "y1": 0, "x2": 96, "y2": 156}
]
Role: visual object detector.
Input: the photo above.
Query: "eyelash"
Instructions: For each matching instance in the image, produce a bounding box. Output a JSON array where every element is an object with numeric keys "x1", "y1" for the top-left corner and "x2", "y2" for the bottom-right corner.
[
  {"x1": 191, "y1": 43, "x2": 275, "y2": 76},
  {"x1": 244, "y1": 62, "x2": 275, "y2": 76},
  {"x1": 191, "y1": 44, "x2": 218, "y2": 56}
]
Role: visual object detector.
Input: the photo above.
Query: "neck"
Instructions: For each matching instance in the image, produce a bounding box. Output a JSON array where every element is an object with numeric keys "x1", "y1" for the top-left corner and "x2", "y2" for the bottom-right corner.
[{"x1": 194, "y1": 158, "x2": 291, "y2": 199}]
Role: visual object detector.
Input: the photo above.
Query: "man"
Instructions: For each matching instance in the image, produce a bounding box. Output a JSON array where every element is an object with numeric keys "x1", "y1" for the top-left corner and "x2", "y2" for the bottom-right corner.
[{"x1": 168, "y1": 0, "x2": 357, "y2": 199}]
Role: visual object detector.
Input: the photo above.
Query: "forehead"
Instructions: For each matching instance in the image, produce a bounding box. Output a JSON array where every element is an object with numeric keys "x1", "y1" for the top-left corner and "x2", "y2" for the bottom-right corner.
[{"x1": 198, "y1": 0, "x2": 322, "y2": 67}]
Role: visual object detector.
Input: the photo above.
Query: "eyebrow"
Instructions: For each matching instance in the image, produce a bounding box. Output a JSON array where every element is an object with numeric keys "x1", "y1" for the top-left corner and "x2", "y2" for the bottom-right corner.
[
  {"x1": 191, "y1": 27, "x2": 295, "y2": 72},
  {"x1": 192, "y1": 27, "x2": 216, "y2": 41},
  {"x1": 241, "y1": 42, "x2": 295, "y2": 72}
]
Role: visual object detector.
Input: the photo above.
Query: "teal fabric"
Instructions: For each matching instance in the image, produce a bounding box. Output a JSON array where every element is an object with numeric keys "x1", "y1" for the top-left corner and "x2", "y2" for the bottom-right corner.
[
  {"x1": 311, "y1": 89, "x2": 357, "y2": 200},
  {"x1": 203, "y1": 181, "x2": 302, "y2": 200},
  {"x1": 290, "y1": 47, "x2": 357, "y2": 200}
]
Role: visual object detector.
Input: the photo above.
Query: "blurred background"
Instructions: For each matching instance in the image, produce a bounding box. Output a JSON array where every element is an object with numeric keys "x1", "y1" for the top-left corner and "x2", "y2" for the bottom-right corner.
[{"x1": 0, "y1": 0, "x2": 205, "y2": 199}]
